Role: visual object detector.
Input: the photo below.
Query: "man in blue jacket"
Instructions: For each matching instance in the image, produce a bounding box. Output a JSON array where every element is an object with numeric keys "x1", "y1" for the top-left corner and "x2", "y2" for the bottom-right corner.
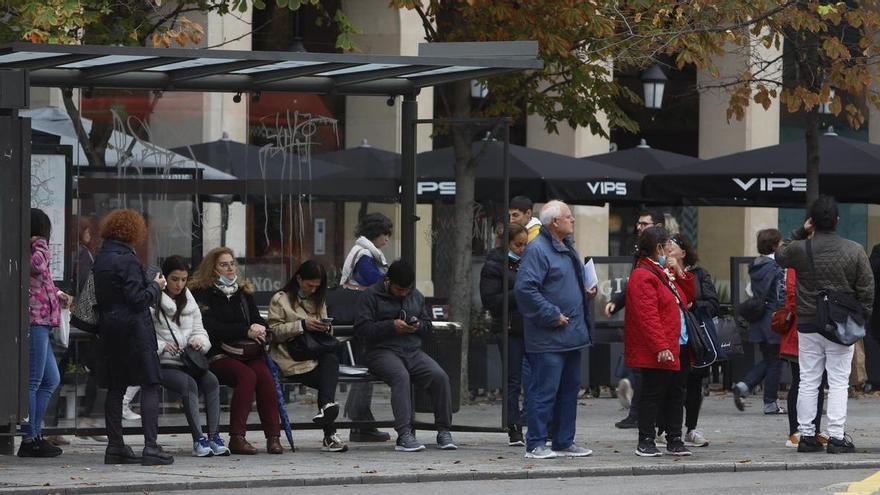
[{"x1": 515, "y1": 200, "x2": 593, "y2": 459}]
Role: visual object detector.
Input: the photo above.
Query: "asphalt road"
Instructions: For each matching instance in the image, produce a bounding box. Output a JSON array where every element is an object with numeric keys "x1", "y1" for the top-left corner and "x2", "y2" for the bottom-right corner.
[{"x1": 149, "y1": 469, "x2": 879, "y2": 495}]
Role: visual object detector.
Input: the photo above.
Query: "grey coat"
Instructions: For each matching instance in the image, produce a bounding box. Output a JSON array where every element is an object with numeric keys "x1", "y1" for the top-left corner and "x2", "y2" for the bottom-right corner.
[{"x1": 775, "y1": 230, "x2": 874, "y2": 330}]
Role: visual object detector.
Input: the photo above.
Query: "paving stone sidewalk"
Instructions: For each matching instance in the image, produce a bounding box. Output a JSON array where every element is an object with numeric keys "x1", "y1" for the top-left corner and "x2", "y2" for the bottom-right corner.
[{"x1": 2, "y1": 393, "x2": 880, "y2": 494}]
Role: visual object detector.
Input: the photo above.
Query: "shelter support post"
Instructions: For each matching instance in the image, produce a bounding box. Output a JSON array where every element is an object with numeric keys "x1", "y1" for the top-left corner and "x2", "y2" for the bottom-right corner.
[
  {"x1": 401, "y1": 93, "x2": 418, "y2": 268},
  {"x1": 0, "y1": 69, "x2": 30, "y2": 455}
]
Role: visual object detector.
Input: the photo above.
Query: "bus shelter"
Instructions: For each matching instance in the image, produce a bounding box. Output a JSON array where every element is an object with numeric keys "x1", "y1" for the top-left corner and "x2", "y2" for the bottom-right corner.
[{"x1": 0, "y1": 40, "x2": 541, "y2": 454}]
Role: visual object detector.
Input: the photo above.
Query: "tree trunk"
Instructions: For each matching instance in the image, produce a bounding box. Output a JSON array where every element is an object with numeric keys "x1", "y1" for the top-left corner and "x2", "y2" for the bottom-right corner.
[
  {"x1": 447, "y1": 79, "x2": 476, "y2": 402},
  {"x1": 804, "y1": 108, "x2": 820, "y2": 207},
  {"x1": 62, "y1": 92, "x2": 105, "y2": 167}
]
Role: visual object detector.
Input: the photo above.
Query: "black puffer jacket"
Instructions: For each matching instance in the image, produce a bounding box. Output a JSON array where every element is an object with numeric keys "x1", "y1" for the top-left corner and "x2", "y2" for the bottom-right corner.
[
  {"x1": 191, "y1": 284, "x2": 267, "y2": 358},
  {"x1": 479, "y1": 248, "x2": 524, "y2": 337}
]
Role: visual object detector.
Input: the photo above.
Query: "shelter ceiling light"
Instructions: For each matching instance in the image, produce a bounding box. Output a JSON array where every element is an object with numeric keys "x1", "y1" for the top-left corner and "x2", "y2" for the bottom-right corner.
[
  {"x1": 233, "y1": 92, "x2": 242, "y2": 103},
  {"x1": 824, "y1": 125, "x2": 838, "y2": 136},
  {"x1": 637, "y1": 138, "x2": 650, "y2": 149},
  {"x1": 641, "y1": 64, "x2": 667, "y2": 110},
  {"x1": 251, "y1": 91, "x2": 261, "y2": 104}
]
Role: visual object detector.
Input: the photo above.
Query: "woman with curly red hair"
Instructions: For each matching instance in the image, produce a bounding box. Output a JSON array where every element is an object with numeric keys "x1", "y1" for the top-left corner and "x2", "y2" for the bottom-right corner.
[
  {"x1": 93, "y1": 209, "x2": 173, "y2": 466},
  {"x1": 190, "y1": 247, "x2": 282, "y2": 455}
]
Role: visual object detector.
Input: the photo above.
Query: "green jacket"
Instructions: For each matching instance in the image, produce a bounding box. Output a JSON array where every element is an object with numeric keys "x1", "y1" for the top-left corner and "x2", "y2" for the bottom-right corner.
[{"x1": 776, "y1": 230, "x2": 874, "y2": 329}]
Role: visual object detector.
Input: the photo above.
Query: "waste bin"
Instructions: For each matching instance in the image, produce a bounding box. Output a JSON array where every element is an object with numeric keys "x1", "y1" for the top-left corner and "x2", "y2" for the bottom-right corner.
[{"x1": 416, "y1": 322, "x2": 462, "y2": 413}]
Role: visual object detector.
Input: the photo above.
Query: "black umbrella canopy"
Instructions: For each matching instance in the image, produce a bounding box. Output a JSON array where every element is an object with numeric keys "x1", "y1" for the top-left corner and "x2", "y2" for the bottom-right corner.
[
  {"x1": 172, "y1": 138, "x2": 344, "y2": 181},
  {"x1": 643, "y1": 133, "x2": 880, "y2": 206},
  {"x1": 315, "y1": 139, "x2": 401, "y2": 179},
  {"x1": 416, "y1": 140, "x2": 645, "y2": 204},
  {"x1": 587, "y1": 139, "x2": 701, "y2": 174}
]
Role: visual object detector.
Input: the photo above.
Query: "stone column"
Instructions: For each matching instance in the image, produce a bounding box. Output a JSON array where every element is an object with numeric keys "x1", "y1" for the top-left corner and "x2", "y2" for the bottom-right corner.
[
  {"x1": 696, "y1": 39, "x2": 782, "y2": 289},
  {"x1": 342, "y1": 0, "x2": 435, "y2": 293}
]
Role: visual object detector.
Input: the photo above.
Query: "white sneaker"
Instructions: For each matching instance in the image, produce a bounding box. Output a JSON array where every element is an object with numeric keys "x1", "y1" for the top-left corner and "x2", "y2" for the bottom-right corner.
[
  {"x1": 192, "y1": 436, "x2": 214, "y2": 457},
  {"x1": 121, "y1": 405, "x2": 141, "y2": 421},
  {"x1": 685, "y1": 430, "x2": 709, "y2": 447},
  {"x1": 524, "y1": 446, "x2": 558, "y2": 459},
  {"x1": 617, "y1": 378, "x2": 633, "y2": 410},
  {"x1": 552, "y1": 444, "x2": 593, "y2": 457}
]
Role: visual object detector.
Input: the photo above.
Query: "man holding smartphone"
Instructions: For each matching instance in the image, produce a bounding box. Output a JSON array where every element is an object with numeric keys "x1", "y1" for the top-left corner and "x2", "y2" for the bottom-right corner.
[{"x1": 354, "y1": 261, "x2": 456, "y2": 452}]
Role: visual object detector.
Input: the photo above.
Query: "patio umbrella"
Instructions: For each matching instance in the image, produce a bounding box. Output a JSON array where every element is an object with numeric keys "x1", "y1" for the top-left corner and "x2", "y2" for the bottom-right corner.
[
  {"x1": 315, "y1": 139, "x2": 401, "y2": 180},
  {"x1": 643, "y1": 131, "x2": 880, "y2": 206},
  {"x1": 586, "y1": 139, "x2": 701, "y2": 174},
  {"x1": 264, "y1": 355, "x2": 296, "y2": 452},
  {"x1": 172, "y1": 136, "x2": 344, "y2": 181},
  {"x1": 416, "y1": 140, "x2": 645, "y2": 204},
  {"x1": 22, "y1": 106, "x2": 235, "y2": 180}
]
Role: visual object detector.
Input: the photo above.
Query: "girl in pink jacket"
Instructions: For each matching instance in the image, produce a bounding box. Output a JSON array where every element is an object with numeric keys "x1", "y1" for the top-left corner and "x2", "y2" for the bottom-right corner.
[{"x1": 19, "y1": 209, "x2": 69, "y2": 458}]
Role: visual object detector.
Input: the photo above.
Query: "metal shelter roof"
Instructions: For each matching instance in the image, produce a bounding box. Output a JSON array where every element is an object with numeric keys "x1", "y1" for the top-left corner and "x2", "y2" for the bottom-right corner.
[{"x1": 0, "y1": 41, "x2": 541, "y2": 95}]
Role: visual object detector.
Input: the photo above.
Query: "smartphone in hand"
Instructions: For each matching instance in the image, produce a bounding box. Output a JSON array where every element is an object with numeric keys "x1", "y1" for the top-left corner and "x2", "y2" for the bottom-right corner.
[{"x1": 321, "y1": 317, "x2": 335, "y2": 324}]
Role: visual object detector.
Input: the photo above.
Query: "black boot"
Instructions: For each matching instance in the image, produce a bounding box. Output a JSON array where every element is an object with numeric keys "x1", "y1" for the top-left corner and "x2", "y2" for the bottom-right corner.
[
  {"x1": 142, "y1": 445, "x2": 174, "y2": 466},
  {"x1": 104, "y1": 444, "x2": 141, "y2": 464},
  {"x1": 349, "y1": 428, "x2": 391, "y2": 442}
]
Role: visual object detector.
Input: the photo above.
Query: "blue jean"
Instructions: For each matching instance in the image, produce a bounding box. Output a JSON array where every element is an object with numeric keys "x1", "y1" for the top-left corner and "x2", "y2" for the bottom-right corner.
[
  {"x1": 743, "y1": 342, "x2": 782, "y2": 405},
  {"x1": 507, "y1": 336, "x2": 529, "y2": 427},
  {"x1": 26, "y1": 325, "x2": 60, "y2": 439},
  {"x1": 525, "y1": 350, "x2": 581, "y2": 451}
]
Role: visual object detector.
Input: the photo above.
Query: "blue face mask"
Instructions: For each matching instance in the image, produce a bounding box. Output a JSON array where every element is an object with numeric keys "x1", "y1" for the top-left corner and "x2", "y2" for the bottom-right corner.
[
  {"x1": 508, "y1": 251, "x2": 521, "y2": 263},
  {"x1": 656, "y1": 255, "x2": 667, "y2": 267},
  {"x1": 218, "y1": 274, "x2": 237, "y2": 287}
]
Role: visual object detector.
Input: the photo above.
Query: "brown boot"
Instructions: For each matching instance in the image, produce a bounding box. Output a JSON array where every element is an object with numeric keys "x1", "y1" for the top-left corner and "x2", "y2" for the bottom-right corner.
[
  {"x1": 228, "y1": 435, "x2": 257, "y2": 455},
  {"x1": 266, "y1": 436, "x2": 283, "y2": 454}
]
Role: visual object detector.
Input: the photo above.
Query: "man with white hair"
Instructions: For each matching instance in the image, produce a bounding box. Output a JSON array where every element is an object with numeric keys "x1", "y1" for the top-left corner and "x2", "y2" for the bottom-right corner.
[{"x1": 514, "y1": 200, "x2": 593, "y2": 459}]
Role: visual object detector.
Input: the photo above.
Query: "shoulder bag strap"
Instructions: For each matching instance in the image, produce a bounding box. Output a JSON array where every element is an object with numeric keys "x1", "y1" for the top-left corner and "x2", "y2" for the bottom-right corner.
[
  {"x1": 160, "y1": 308, "x2": 183, "y2": 349},
  {"x1": 638, "y1": 265, "x2": 687, "y2": 313},
  {"x1": 238, "y1": 291, "x2": 251, "y2": 324},
  {"x1": 805, "y1": 239, "x2": 818, "y2": 292}
]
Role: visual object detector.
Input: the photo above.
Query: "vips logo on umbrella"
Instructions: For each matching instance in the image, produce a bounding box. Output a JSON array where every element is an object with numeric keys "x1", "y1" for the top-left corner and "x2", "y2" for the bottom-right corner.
[
  {"x1": 586, "y1": 181, "x2": 627, "y2": 196},
  {"x1": 418, "y1": 181, "x2": 456, "y2": 196},
  {"x1": 732, "y1": 177, "x2": 807, "y2": 192}
]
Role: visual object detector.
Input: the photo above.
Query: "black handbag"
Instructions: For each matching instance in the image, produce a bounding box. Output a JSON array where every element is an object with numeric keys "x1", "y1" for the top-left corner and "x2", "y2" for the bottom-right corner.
[
  {"x1": 286, "y1": 328, "x2": 340, "y2": 361},
  {"x1": 639, "y1": 266, "x2": 719, "y2": 368},
  {"x1": 713, "y1": 314, "x2": 744, "y2": 358},
  {"x1": 160, "y1": 311, "x2": 209, "y2": 377}
]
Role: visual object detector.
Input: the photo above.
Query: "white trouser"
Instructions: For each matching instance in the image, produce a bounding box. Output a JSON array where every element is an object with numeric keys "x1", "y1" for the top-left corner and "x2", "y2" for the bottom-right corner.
[
  {"x1": 797, "y1": 332, "x2": 854, "y2": 440},
  {"x1": 122, "y1": 386, "x2": 140, "y2": 406}
]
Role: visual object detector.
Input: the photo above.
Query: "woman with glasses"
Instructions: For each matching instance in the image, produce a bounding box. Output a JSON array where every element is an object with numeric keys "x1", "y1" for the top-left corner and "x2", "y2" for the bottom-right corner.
[{"x1": 190, "y1": 247, "x2": 283, "y2": 455}]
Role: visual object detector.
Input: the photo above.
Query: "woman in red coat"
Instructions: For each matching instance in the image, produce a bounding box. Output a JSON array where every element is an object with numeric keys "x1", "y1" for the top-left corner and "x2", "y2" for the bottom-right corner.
[
  {"x1": 624, "y1": 226, "x2": 696, "y2": 458},
  {"x1": 779, "y1": 268, "x2": 826, "y2": 448}
]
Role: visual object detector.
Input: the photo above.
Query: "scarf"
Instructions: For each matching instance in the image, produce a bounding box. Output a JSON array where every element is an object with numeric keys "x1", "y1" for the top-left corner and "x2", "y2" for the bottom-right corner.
[
  {"x1": 340, "y1": 236, "x2": 388, "y2": 287},
  {"x1": 215, "y1": 276, "x2": 239, "y2": 298}
]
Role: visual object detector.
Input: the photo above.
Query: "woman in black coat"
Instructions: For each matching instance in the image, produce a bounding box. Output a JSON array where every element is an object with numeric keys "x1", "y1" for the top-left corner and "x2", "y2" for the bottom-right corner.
[
  {"x1": 658, "y1": 233, "x2": 720, "y2": 449},
  {"x1": 479, "y1": 223, "x2": 529, "y2": 447},
  {"x1": 189, "y1": 247, "x2": 282, "y2": 455},
  {"x1": 93, "y1": 209, "x2": 173, "y2": 466}
]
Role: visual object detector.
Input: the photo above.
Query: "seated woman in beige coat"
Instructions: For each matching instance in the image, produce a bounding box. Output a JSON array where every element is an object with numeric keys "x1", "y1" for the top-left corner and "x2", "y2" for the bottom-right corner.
[{"x1": 268, "y1": 260, "x2": 348, "y2": 453}]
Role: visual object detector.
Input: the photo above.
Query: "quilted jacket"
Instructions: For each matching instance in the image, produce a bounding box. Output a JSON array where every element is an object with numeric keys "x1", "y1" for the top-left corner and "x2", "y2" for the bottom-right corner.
[
  {"x1": 624, "y1": 258, "x2": 695, "y2": 371},
  {"x1": 776, "y1": 230, "x2": 874, "y2": 330}
]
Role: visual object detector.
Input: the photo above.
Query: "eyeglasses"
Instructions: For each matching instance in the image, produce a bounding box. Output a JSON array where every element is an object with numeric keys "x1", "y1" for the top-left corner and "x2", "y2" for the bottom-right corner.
[{"x1": 217, "y1": 261, "x2": 237, "y2": 269}]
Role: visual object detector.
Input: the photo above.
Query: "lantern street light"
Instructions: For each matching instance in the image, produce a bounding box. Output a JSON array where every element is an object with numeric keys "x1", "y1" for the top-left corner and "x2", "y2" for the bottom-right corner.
[{"x1": 641, "y1": 64, "x2": 668, "y2": 110}]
